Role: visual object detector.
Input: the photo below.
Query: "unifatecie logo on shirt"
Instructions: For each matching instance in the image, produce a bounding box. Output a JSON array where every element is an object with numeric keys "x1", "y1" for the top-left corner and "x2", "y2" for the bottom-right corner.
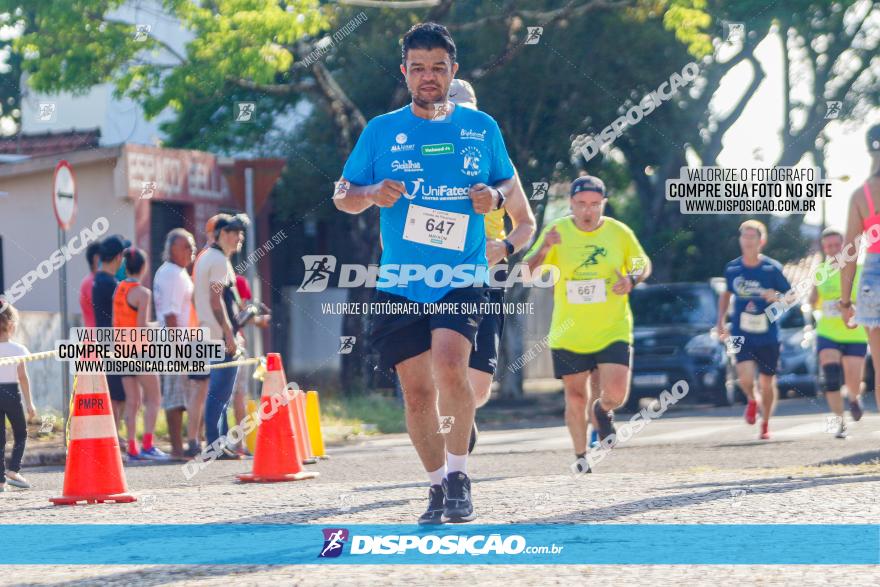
[
  {"x1": 418, "y1": 184, "x2": 469, "y2": 199},
  {"x1": 403, "y1": 178, "x2": 424, "y2": 199}
]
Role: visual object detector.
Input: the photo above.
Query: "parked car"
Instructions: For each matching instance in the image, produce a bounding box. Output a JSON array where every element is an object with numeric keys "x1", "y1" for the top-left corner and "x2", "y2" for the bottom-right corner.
[
  {"x1": 629, "y1": 282, "x2": 727, "y2": 409},
  {"x1": 629, "y1": 282, "x2": 819, "y2": 410}
]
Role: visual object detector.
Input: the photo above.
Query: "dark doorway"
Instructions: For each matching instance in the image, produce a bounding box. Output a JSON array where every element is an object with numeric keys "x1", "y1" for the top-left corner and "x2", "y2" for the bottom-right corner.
[{"x1": 150, "y1": 202, "x2": 191, "y2": 280}]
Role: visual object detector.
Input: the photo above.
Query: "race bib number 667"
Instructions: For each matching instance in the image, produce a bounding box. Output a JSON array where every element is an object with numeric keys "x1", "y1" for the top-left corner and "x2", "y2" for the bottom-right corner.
[
  {"x1": 403, "y1": 203, "x2": 469, "y2": 251},
  {"x1": 566, "y1": 279, "x2": 606, "y2": 304}
]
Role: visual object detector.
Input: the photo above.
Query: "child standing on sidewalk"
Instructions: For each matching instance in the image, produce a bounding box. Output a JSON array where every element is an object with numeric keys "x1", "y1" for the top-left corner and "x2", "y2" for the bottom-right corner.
[{"x1": 0, "y1": 302, "x2": 37, "y2": 491}]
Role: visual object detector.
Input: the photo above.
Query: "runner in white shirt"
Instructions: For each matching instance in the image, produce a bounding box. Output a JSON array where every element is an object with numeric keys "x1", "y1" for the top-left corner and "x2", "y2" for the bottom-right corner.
[{"x1": 153, "y1": 228, "x2": 196, "y2": 459}]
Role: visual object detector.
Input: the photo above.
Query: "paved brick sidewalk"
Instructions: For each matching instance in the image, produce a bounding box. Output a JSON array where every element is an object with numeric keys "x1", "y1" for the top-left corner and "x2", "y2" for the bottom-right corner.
[
  {"x1": 3, "y1": 464, "x2": 878, "y2": 525},
  {"x1": 2, "y1": 462, "x2": 879, "y2": 585},
  {"x1": 8, "y1": 564, "x2": 878, "y2": 586}
]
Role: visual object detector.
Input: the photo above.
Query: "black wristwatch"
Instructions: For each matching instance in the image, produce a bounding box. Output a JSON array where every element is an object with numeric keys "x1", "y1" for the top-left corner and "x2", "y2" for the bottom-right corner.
[
  {"x1": 495, "y1": 186, "x2": 506, "y2": 210},
  {"x1": 502, "y1": 238, "x2": 515, "y2": 256},
  {"x1": 629, "y1": 275, "x2": 638, "y2": 289}
]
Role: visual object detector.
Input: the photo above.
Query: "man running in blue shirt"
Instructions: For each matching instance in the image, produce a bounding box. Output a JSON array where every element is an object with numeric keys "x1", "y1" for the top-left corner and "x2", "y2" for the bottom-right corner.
[
  {"x1": 334, "y1": 22, "x2": 518, "y2": 524},
  {"x1": 716, "y1": 220, "x2": 792, "y2": 440}
]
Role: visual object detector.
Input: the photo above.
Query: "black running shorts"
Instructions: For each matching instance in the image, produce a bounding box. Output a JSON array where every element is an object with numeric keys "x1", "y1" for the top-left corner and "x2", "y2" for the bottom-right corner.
[
  {"x1": 371, "y1": 287, "x2": 489, "y2": 370},
  {"x1": 551, "y1": 342, "x2": 632, "y2": 379}
]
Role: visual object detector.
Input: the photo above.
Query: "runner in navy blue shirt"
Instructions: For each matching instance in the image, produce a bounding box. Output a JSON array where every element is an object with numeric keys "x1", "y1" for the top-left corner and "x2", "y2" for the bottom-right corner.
[
  {"x1": 92, "y1": 234, "x2": 130, "y2": 432},
  {"x1": 716, "y1": 220, "x2": 791, "y2": 439},
  {"x1": 333, "y1": 23, "x2": 519, "y2": 525}
]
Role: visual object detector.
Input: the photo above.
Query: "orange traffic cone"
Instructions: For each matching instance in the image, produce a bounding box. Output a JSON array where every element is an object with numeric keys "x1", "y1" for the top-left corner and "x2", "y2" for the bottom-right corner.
[
  {"x1": 51, "y1": 372, "x2": 136, "y2": 505},
  {"x1": 237, "y1": 353, "x2": 318, "y2": 483}
]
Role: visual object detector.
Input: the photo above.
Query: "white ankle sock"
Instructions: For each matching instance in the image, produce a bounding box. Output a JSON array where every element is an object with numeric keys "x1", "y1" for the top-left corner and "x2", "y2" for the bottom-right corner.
[
  {"x1": 428, "y1": 465, "x2": 447, "y2": 487},
  {"x1": 447, "y1": 452, "x2": 467, "y2": 475}
]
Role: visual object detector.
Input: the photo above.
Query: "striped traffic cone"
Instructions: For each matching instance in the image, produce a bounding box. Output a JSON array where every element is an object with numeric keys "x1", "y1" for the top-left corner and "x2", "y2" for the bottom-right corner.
[
  {"x1": 288, "y1": 380, "x2": 317, "y2": 465},
  {"x1": 237, "y1": 353, "x2": 318, "y2": 483},
  {"x1": 244, "y1": 398, "x2": 259, "y2": 455},
  {"x1": 295, "y1": 390, "x2": 315, "y2": 462},
  {"x1": 50, "y1": 372, "x2": 136, "y2": 505}
]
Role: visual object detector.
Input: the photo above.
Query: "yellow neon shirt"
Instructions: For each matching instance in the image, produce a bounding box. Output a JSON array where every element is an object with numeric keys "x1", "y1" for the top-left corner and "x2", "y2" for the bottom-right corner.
[
  {"x1": 528, "y1": 216, "x2": 648, "y2": 354},
  {"x1": 485, "y1": 208, "x2": 506, "y2": 241},
  {"x1": 815, "y1": 262, "x2": 867, "y2": 343}
]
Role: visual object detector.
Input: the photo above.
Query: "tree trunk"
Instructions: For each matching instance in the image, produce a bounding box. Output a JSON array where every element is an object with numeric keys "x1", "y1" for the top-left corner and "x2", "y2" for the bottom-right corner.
[
  {"x1": 497, "y1": 285, "x2": 530, "y2": 400},
  {"x1": 338, "y1": 208, "x2": 380, "y2": 394}
]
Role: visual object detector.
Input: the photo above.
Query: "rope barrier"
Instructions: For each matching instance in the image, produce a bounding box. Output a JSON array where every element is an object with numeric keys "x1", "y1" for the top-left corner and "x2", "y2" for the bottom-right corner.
[
  {"x1": 0, "y1": 349, "x2": 58, "y2": 366},
  {"x1": 0, "y1": 349, "x2": 268, "y2": 448},
  {"x1": 208, "y1": 356, "x2": 263, "y2": 370},
  {"x1": 0, "y1": 350, "x2": 262, "y2": 371},
  {"x1": 56, "y1": 355, "x2": 266, "y2": 446}
]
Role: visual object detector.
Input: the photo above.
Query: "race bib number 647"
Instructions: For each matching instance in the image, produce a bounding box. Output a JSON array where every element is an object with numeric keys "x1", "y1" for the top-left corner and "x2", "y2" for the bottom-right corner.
[{"x1": 403, "y1": 203, "x2": 469, "y2": 251}]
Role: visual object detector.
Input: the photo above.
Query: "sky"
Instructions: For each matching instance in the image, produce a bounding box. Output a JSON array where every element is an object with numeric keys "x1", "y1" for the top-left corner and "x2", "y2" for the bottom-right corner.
[{"x1": 714, "y1": 20, "x2": 879, "y2": 232}]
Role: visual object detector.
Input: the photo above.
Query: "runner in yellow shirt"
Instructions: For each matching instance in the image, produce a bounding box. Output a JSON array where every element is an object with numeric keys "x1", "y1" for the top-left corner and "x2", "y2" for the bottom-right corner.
[
  {"x1": 448, "y1": 80, "x2": 537, "y2": 454},
  {"x1": 809, "y1": 228, "x2": 869, "y2": 439},
  {"x1": 525, "y1": 175, "x2": 651, "y2": 472}
]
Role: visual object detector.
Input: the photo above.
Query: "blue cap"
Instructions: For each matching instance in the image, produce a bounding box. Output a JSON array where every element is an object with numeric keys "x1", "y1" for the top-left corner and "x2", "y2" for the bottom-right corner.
[
  {"x1": 100, "y1": 234, "x2": 131, "y2": 259},
  {"x1": 570, "y1": 175, "x2": 606, "y2": 197}
]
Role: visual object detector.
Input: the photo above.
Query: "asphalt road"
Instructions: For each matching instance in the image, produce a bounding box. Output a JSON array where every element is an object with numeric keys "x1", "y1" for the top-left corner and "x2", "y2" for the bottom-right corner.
[
  {"x1": 12, "y1": 395, "x2": 880, "y2": 490},
  {"x1": 2, "y1": 396, "x2": 880, "y2": 586}
]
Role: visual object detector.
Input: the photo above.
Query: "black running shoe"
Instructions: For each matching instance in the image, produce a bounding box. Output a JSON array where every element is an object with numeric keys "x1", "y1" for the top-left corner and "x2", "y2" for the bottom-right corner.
[
  {"x1": 592, "y1": 399, "x2": 616, "y2": 442},
  {"x1": 418, "y1": 484, "x2": 446, "y2": 525},
  {"x1": 468, "y1": 421, "x2": 478, "y2": 454},
  {"x1": 216, "y1": 447, "x2": 242, "y2": 460},
  {"x1": 442, "y1": 472, "x2": 476, "y2": 523},
  {"x1": 850, "y1": 398, "x2": 864, "y2": 422},
  {"x1": 571, "y1": 455, "x2": 592, "y2": 475},
  {"x1": 184, "y1": 440, "x2": 201, "y2": 459}
]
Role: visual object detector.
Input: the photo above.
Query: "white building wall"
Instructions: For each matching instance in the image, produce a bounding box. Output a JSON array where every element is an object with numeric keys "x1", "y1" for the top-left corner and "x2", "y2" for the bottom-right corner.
[
  {"x1": 19, "y1": 0, "x2": 191, "y2": 147},
  {"x1": 0, "y1": 155, "x2": 135, "y2": 316}
]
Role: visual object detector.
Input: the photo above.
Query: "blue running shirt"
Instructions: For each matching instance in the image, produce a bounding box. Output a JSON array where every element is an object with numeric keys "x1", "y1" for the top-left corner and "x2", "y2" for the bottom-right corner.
[
  {"x1": 724, "y1": 255, "x2": 792, "y2": 346},
  {"x1": 342, "y1": 104, "x2": 515, "y2": 303}
]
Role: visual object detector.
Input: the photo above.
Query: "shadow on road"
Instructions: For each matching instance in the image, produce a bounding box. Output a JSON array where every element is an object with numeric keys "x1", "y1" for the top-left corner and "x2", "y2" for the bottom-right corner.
[
  {"x1": 814, "y1": 450, "x2": 880, "y2": 466},
  {"x1": 351, "y1": 476, "x2": 509, "y2": 493},
  {"x1": 657, "y1": 470, "x2": 879, "y2": 491},
  {"x1": 516, "y1": 471, "x2": 880, "y2": 524},
  {"x1": 230, "y1": 498, "x2": 414, "y2": 524},
  {"x1": 711, "y1": 440, "x2": 798, "y2": 448},
  {"x1": 23, "y1": 566, "x2": 265, "y2": 587}
]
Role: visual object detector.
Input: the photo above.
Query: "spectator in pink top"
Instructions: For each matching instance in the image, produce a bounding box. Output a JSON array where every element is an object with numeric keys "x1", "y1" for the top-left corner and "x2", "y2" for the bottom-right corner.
[{"x1": 78, "y1": 242, "x2": 102, "y2": 328}]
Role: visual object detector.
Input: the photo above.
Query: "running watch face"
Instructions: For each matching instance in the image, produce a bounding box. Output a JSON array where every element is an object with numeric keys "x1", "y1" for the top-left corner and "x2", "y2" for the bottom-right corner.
[{"x1": 341, "y1": 105, "x2": 515, "y2": 303}]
